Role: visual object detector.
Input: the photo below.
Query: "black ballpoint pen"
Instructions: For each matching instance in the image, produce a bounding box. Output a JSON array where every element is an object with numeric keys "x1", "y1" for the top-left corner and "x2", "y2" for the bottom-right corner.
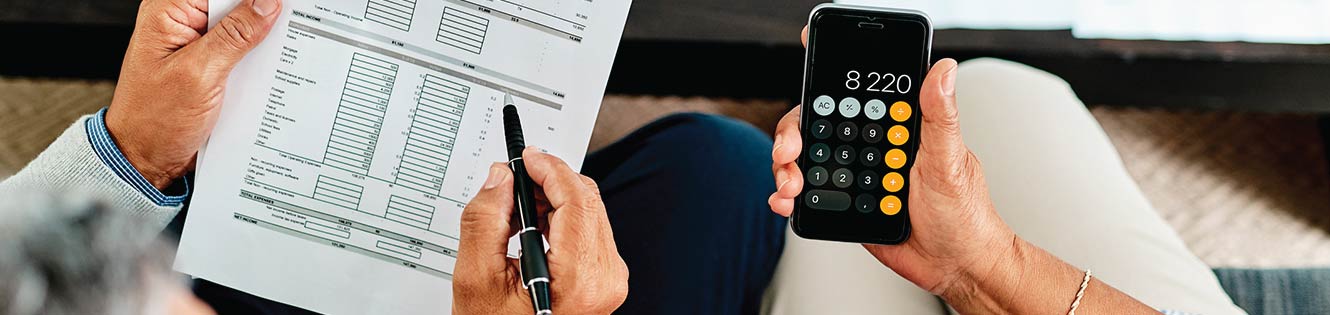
[{"x1": 502, "y1": 94, "x2": 554, "y2": 315}]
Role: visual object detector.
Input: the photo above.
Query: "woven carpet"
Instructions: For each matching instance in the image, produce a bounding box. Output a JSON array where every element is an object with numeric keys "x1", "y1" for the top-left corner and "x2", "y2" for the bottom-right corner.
[{"x1": 3, "y1": 77, "x2": 1329, "y2": 268}]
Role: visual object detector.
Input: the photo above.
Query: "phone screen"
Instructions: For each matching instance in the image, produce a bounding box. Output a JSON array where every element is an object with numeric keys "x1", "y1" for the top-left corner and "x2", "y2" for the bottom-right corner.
[{"x1": 793, "y1": 7, "x2": 930, "y2": 244}]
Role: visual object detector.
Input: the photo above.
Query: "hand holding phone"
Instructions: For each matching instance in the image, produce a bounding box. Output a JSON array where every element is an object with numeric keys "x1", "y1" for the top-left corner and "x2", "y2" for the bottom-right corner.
[{"x1": 769, "y1": 5, "x2": 1019, "y2": 295}]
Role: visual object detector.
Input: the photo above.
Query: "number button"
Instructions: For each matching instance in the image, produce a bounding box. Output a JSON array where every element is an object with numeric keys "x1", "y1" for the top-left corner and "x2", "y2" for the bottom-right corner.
[
  {"x1": 813, "y1": 95, "x2": 835, "y2": 116},
  {"x1": 831, "y1": 168, "x2": 854, "y2": 188},
  {"x1": 811, "y1": 119, "x2": 832, "y2": 140},
  {"x1": 885, "y1": 148, "x2": 907, "y2": 169},
  {"x1": 855, "y1": 194, "x2": 876, "y2": 213},
  {"x1": 888, "y1": 125, "x2": 910, "y2": 146},
  {"x1": 891, "y1": 101, "x2": 912, "y2": 122},
  {"x1": 857, "y1": 170, "x2": 878, "y2": 190},
  {"x1": 864, "y1": 99, "x2": 887, "y2": 120},
  {"x1": 880, "y1": 195, "x2": 903, "y2": 216},
  {"x1": 863, "y1": 123, "x2": 884, "y2": 144},
  {"x1": 809, "y1": 143, "x2": 831, "y2": 163},
  {"x1": 807, "y1": 166, "x2": 829, "y2": 186},
  {"x1": 834, "y1": 145, "x2": 856, "y2": 165},
  {"x1": 883, "y1": 172, "x2": 904, "y2": 192},
  {"x1": 860, "y1": 147, "x2": 880, "y2": 167},
  {"x1": 836, "y1": 121, "x2": 858, "y2": 142},
  {"x1": 839, "y1": 97, "x2": 861, "y2": 118},
  {"x1": 806, "y1": 190, "x2": 851, "y2": 211}
]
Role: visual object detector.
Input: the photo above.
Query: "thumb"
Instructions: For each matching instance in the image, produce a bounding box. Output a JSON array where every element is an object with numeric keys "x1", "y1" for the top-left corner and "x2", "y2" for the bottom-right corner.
[
  {"x1": 917, "y1": 58, "x2": 967, "y2": 167},
  {"x1": 184, "y1": 0, "x2": 282, "y2": 75},
  {"x1": 456, "y1": 163, "x2": 517, "y2": 273}
]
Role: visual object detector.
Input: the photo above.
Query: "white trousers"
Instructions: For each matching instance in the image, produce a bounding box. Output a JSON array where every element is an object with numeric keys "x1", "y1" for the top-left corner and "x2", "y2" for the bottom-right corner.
[{"x1": 763, "y1": 59, "x2": 1247, "y2": 315}]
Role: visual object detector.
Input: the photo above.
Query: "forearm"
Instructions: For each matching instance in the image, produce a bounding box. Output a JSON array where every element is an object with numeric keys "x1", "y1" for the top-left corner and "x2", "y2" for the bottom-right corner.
[
  {"x1": 944, "y1": 237, "x2": 1159, "y2": 315},
  {"x1": 0, "y1": 113, "x2": 185, "y2": 230}
]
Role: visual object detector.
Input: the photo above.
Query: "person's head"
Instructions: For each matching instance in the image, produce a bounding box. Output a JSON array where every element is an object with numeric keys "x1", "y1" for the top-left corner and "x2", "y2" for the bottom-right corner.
[{"x1": 0, "y1": 195, "x2": 213, "y2": 315}]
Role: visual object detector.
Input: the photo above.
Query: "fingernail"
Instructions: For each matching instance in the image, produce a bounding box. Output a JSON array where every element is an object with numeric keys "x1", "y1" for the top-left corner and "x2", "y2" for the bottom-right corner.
[
  {"x1": 482, "y1": 163, "x2": 507, "y2": 189},
  {"x1": 252, "y1": 0, "x2": 279, "y2": 16},
  {"x1": 776, "y1": 170, "x2": 790, "y2": 191},
  {"x1": 772, "y1": 134, "x2": 784, "y2": 151},
  {"x1": 941, "y1": 63, "x2": 957, "y2": 97}
]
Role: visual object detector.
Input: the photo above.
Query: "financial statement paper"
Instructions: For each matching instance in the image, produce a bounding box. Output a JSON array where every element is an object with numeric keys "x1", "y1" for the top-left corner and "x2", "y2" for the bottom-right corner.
[{"x1": 175, "y1": 0, "x2": 631, "y2": 313}]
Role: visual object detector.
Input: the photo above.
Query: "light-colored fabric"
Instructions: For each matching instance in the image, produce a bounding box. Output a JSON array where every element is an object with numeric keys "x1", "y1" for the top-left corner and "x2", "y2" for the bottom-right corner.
[
  {"x1": 763, "y1": 58, "x2": 1247, "y2": 315},
  {"x1": 0, "y1": 115, "x2": 181, "y2": 229}
]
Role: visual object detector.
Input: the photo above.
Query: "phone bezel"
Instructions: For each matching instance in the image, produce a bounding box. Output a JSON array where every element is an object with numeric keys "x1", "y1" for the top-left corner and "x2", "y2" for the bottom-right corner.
[{"x1": 791, "y1": 4, "x2": 933, "y2": 245}]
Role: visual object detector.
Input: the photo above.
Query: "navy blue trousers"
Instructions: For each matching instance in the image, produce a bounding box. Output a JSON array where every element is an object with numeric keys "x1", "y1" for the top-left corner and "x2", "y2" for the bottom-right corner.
[{"x1": 186, "y1": 113, "x2": 787, "y2": 314}]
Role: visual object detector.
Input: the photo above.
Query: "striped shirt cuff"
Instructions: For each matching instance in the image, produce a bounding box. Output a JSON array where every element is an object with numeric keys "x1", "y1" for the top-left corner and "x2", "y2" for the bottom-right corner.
[{"x1": 85, "y1": 108, "x2": 189, "y2": 207}]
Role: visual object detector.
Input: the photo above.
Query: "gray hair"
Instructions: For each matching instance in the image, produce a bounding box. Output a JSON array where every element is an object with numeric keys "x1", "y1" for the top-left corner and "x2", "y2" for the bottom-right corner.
[{"x1": 0, "y1": 194, "x2": 178, "y2": 315}]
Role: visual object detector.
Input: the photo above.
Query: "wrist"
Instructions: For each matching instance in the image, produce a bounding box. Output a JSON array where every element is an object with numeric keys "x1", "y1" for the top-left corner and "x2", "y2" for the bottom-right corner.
[
  {"x1": 942, "y1": 237, "x2": 1084, "y2": 315},
  {"x1": 104, "y1": 111, "x2": 188, "y2": 189}
]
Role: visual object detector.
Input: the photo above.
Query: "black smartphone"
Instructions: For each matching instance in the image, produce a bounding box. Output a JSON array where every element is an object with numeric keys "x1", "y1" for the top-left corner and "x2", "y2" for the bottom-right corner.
[{"x1": 791, "y1": 4, "x2": 931, "y2": 245}]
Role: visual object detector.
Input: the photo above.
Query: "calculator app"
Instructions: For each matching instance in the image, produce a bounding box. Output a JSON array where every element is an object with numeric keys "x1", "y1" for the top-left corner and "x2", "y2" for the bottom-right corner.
[{"x1": 794, "y1": 8, "x2": 929, "y2": 244}]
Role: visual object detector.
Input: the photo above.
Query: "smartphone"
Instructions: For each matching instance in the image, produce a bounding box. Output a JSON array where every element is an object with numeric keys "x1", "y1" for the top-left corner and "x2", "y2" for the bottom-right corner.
[{"x1": 791, "y1": 4, "x2": 931, "y2": 245}]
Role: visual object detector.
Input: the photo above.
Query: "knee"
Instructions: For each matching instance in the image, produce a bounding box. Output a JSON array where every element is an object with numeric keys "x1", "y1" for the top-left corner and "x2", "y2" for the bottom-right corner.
[{"x1": 638, "y1": 113, "x2": 775, "y2": 187}]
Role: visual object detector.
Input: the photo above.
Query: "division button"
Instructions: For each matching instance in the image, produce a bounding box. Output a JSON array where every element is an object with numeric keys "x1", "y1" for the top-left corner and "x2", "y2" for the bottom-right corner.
[
  {"x1": 885, "y1": 148, "x2": 907, "y2": 169},
  {"x1": 811, "y1": 119, "x2": 833, "y2": 139},
  {"x1": 809, "y1": 143, "x2": 831, "y2": 163},
  {"x1": 888, "y1": 125, "x2": 910, "y2": 146},
  {"x1": 855, "y1": 194, "x2": 876, "y2": 213},
  {"x1": 864, "y1": 99, "x2": 887, "y2": 120},
  {"x1": 839, "y1": 97, "x2": 861, "y2": 118},
  {"x1": 883, "y1": 172, "x2": 904, "y2": 192},
  {"x1": 805, "y1": 190, "x2": 852, "y2": 211},
  {"x1": 813, "y1": 95, "x2": 835, "y2": 116},
  {"x1": 807, "y1": 166, "x2": 829, "y2": 187},
  {"x1": 831, "y1": 168, "x2": 854, "y2": 188},
  {"x1": 880, "y1": 195, "x2": 903, "y2": 216},
  {"x1": 891, "y1": 101, "x2": 912, "y2": 122}
]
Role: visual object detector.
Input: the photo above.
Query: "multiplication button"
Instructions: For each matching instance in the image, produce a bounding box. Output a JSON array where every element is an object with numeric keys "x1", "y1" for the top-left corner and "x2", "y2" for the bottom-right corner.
[
  {"x1": 813, "y1": 95, "x2": 835, "y2": 116},
  {"x1": 839, "y1": 97, "x2": 861, "y2": 118}
]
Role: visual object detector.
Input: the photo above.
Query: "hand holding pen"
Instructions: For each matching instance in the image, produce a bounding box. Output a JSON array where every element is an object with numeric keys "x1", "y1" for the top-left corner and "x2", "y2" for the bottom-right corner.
[{"x1": 451, "y1": 97, "x2": 629, "y2": 315}]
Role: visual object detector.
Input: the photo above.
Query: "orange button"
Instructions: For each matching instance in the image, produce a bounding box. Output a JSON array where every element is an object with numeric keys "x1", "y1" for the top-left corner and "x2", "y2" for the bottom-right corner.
[
  {"x1": 882, "y1": 172, "x2": 904, "y2": 192},
  {"x1": 890, "y1": 101, "x2": 912, "y2": 122},
  {"x1": 880, "y1": 195, "x2": 902, "y2": 216},
  {"x1": 887, "y1": 125, "x2": 909, "y2": 146},
  {"x1": 885, "y1": 149, "x2": 907, "y2": 169}
]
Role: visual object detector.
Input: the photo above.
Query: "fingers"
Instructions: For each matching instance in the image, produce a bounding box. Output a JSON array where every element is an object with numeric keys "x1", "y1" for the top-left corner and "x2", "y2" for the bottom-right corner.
[
  {"x1": 772, "y1": 105, "x2": 803, "y2": 165},
  {"x1": 521, "y1": 147, "x2": 598, "y2": 212},
  {"x1": 180, "y1": 0, "x2": 282, "y2": 77},
  {"x1": 801, "y1": 25, "x2": 809, "y2": 48},
  {"x1": 918, "y1": 58, "x2": 966, "y2": 167},
  {"x1": 456, "y1": 163, "x2": 516, "y2": 274}
]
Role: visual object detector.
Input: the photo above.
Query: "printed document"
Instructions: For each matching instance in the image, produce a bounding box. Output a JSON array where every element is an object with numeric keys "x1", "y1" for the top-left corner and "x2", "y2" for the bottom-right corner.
[{"x1": 175, "y1": 0, "x2": 631, "y2": 314}]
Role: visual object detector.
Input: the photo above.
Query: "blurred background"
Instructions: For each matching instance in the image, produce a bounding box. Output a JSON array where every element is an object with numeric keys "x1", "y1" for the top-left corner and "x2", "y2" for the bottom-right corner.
[{"x1": 2, "y1": 0, "x2": 1330, "y2": 274}]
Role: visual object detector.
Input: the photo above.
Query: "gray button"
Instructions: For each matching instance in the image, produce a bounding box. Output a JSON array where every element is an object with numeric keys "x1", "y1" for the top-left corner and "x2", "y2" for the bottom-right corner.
[
  {"x1": 855, "y1": 194, "x2": 877, "y2": 213},
  {"x1": 834, "y1": 145, "x2": 856, "y2": 165},
  {"x1": 863, "y1": 123, "x2": 884, "y2": 144},
  {"x1": 836, "y1": 121, "x2": 858, "y2": 142},
  {"x1": 812, "y1": 95, "x2": 835, "y2": 116},
  {"x1": 806, "y1": 166, "x2": 829, "y2": 187},
  {"x1": 809, "y1": 143, "x2": 831, "y2": 163},
  {"x1": 839, "y1": 97, "x2": 861, "y2": 118},
  {"x1": 832, "y1": 168, "x2": 854, "y2": 188},
  {"x1": 805, "y1": 190, "x2": 851, "y2": 211},
  {"x1": 864, "y1": 99, "x2": 887, "y2": 120},
  {"x1": 810, "y1": 119, "x2": 833, "y2": 139}
]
